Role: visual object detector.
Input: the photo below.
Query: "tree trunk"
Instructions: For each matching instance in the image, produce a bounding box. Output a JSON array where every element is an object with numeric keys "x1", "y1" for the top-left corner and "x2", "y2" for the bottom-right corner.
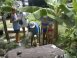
[
  {"x1": 2, "y1": 13, "x2": 10, "y2": 42},
  {"x1": 54, "y1": 20, "x2": 58, "y2": 41}
]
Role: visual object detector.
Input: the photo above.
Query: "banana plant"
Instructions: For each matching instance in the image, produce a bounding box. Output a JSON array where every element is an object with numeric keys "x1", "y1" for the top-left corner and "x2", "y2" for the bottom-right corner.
[
  {"x1": 18, "y1": 0, "x2": 73, "y2": 40},
  {"x1": 1, "y1": 0, "x2": 73, "y2": 41}
]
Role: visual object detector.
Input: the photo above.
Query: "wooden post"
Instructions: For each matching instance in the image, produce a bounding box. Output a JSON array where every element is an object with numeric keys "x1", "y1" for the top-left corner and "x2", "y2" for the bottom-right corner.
[{"x1": 1, "y1": 12, "x2": 10, "y2": 42}]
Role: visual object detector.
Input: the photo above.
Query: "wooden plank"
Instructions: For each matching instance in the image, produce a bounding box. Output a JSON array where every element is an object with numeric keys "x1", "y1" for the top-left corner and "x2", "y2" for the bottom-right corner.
[{"x1": 7, "y1": 27, "x2": 28, "y2": 33}]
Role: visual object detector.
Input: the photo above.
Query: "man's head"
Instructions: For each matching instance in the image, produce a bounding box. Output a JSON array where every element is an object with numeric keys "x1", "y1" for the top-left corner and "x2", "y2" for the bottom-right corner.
[
  {"x1": 43, "y1": 16, "x2": 47, "y2": 22},
  {"x1": 12, "y1": 7, "x2": 16, "y2": 13},
  {"x1": 29, "y1": 22, "x2": 35, "y2": 28},
  {"x1": 48, "y1": 22, "x2": 53, "y2": 27}
]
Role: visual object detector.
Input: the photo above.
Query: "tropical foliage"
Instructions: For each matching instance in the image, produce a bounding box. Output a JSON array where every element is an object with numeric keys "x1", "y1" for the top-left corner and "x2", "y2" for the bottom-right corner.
[
  {"x1": 19, "y1": 0, "x2": 77, "y2": 57},
  {"x1": 0, "y1": 0, "x2": 15, "y2": 42},
  {"x1": 0, "y1": 0, "x2": 77, "y2": 57}
]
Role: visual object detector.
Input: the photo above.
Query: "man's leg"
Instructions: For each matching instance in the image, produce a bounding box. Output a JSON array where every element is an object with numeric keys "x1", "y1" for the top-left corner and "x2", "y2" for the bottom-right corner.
[
  {"x1": 43, "y1": 32, "x2": 45, "y2": 45},
  {"x1": 22, "y1": 27, "x2": 25, "y2": 37},
  {"x1": 16, "y1": 32, "x2": 20, "y2": 43},
  {"x1": 31, "y1": 34, "x2": 34, "y2": 46}
]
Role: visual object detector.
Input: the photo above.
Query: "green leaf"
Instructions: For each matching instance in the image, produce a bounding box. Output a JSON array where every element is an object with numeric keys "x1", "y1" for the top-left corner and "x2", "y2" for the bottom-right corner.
[
  {"x1": 27, "y1": 14, "x2": 36, "y2": 21},
  {"x1": 18, "y1": 6, "x2": 40, "y2": 13},
  {"x1": 40, "y1": 8, "x2": 47, "y2": 16},
  {"x1": 62, "y1": 14, "x2": 75, "y2": 28},
  {"x1": 58, "y1": 0, "x2": 67, "y2": 4},
  {"x1": 0, "y1": 6, "x2": 12, "y2": 12},
  {"x1": 45, "y1": 0, "x2": 56, "y2": 6},
  {"x1": 33, "y1": 8, "x2": 48, "y2": 20},
  {"x1": 45, "y1": 0, "x2": 67, "y2": 7},
  {"x1": 66, "y1": 12, "x2": 74, "y2": 18},
  {"x1": 59, "y1": 4, "x2": 70, "y2": 13},
  {"x1": 74, "y1": 15, "x2": 77, "y2": 26},
  {"x1": 72, "y1": 0, "x2": 77, "y2": 12},
  {"x1": 46, "y1": 8, "x2": 55, "y2": 19},
  {"x1": 4, "y1": 0, "x2": 13, "y2": 6},
  {"x1": 33, "y1": 9, "x2": 41, "y2": 20}
]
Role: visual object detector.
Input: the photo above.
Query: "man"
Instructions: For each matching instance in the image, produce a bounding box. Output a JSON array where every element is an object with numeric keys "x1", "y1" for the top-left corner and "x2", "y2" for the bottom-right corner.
[
  {"x1": 41, "y1": 16, "x2": 49, "y2": 45},
  {"x1": 11, "y1": 8, "x2": 20, "y2": 44},
  {"x1": 28, "y1": 22, "x2": 40, "y2": 46},
  {"x1": 46, "y1": 23, "x2": 54, "y2": 44},
  {"x1": 17, "y1": 12, "x2": 29, "y2": 37}
]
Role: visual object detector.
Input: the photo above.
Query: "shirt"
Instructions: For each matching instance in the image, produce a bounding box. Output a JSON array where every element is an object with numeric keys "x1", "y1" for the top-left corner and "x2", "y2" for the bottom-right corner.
[
  {"x1": 11, "y1": 13, "x2": 20, "y2": 30},
  {"x1": 28, "y1": 23, "x2": 39, "y2": 35},
  {"x1": 42, "y1": 21, "x2": 49, "y2": 32}
]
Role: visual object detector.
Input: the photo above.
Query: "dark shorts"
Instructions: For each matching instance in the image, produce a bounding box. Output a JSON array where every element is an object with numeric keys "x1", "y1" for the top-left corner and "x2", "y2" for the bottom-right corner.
[
  {"x1": 14, "y1": 29, "x2": 20, "y2": 33},
  {"x1": 43, "y1": 28, "x2": 47, "y2": 33}
]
